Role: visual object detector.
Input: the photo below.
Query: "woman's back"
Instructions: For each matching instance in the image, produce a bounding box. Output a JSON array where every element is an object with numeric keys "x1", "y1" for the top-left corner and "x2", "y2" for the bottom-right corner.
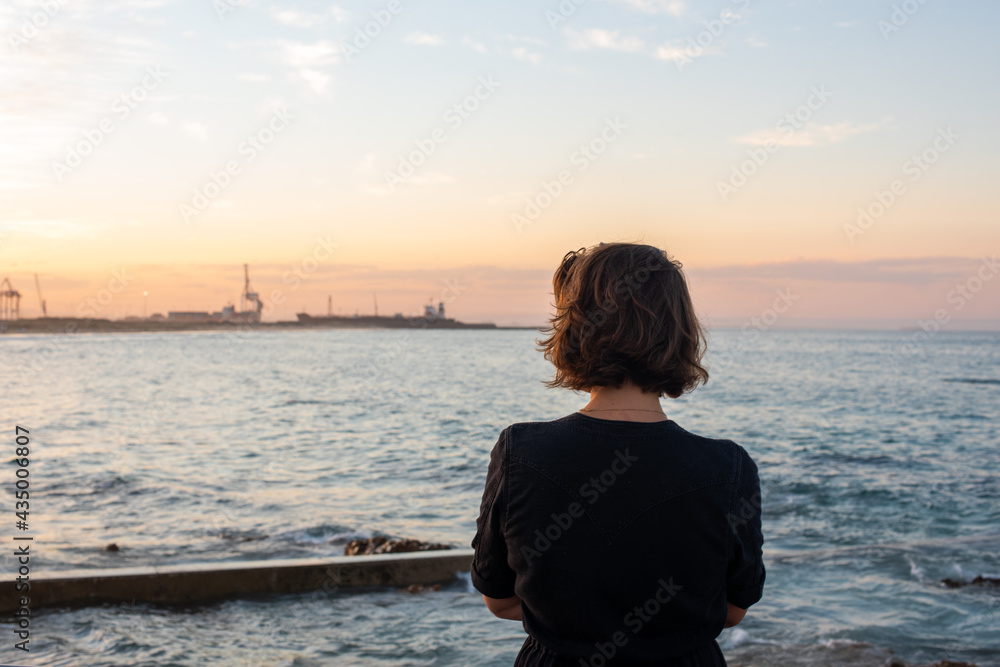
[{"x1": 472, "y1": 412, "x2": 764, "y2": 664}]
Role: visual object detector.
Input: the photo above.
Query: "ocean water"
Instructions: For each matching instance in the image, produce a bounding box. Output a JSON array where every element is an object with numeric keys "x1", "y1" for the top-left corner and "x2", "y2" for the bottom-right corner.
[{"x1": 1, "y1": 328, "x2": 998, "y2": 666}]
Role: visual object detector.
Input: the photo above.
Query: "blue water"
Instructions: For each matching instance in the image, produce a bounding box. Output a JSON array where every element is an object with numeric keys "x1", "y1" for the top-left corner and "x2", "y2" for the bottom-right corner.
[{"x1": 2, "y1": 328, "x2": 999, "y2": 666}]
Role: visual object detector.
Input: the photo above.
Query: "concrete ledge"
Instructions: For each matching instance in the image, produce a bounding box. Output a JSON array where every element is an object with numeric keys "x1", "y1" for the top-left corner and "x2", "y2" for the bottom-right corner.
[{"x1": 1, "y1": 548, "x2": 474, "y2": 613}]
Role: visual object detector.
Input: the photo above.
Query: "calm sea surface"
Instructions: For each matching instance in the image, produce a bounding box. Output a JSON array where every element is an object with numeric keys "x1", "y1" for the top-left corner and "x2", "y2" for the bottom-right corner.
[{"x1": 2, "y1": 328, "x2": 998, "y2": 666}]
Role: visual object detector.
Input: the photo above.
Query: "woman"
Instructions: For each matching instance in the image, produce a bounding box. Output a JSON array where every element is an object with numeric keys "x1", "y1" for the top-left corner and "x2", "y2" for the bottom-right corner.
[{"x1": 471, "y1": 242, "x2": 765, "y2": 666}]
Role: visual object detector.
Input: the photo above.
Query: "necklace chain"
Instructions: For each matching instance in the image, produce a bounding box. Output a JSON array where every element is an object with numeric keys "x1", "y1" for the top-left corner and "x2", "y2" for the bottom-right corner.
[{"x1": 580, "y1": 408, "x2": 665, "y2": 414}]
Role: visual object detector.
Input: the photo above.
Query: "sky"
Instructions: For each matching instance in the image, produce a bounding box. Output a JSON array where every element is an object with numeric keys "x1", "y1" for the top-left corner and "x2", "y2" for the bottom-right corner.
[{"x1": 0, "y1": 0, "x2": 998, "y2": 327}]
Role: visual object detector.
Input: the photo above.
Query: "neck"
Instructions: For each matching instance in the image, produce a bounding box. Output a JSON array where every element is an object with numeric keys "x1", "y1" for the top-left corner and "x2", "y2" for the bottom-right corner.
[{"x1": 580, "y1": 382, "x2": 667, "y2": 422}]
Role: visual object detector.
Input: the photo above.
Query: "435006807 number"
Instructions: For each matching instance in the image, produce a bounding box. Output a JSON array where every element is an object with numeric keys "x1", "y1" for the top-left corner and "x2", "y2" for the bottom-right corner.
[{"x1": 14, "y1": 426, "x2": 30, "y2": 531}]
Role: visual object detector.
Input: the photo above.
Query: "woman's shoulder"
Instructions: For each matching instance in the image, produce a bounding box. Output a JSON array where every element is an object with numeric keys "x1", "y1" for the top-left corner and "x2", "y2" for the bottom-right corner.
[
  {"x1": 669, "y1": 422, "x2": 760, "y2": 481},
  {"x1": 499, "y1": 413, "x2": 753, "y2": 465},
  {"x1": 667, "y1": 420, "x2": 757, "y2": 460}
]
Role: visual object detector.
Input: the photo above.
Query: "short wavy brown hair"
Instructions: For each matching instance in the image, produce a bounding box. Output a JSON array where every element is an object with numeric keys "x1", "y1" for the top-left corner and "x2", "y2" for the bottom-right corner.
[{"x1": 538, "y1": 242, "x2": 709, "y2": 398}]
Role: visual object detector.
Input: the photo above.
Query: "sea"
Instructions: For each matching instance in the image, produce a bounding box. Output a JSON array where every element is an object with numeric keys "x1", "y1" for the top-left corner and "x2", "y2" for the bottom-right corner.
[{"x1": 1, "y1": 328, "x2": 998, "y2": 666}]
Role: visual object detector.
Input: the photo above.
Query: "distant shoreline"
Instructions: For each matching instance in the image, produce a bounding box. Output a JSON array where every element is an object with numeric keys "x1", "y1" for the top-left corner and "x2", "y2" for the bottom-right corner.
[
  {"x1": 2, "y1": 318, "x2": 998, "y2": 336},
  {"x1": 0, "y1": 318, "x2": 540, "y2": 335}
]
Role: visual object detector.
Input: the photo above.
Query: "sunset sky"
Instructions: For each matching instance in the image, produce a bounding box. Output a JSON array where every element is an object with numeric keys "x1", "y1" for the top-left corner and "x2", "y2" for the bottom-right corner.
[{"x1": 1, "y1": 0, "x2": 997, "y2": 326}]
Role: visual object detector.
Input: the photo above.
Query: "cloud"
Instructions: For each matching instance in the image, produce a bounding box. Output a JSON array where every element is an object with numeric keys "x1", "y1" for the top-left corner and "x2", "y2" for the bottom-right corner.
[
  {"x1": 461, "y1": 36, "x2": 487, "y2": 54},
  {"x1": 404, "y1": 32, "x2": 445, "y2": 46},
  {"x1": 237, "y1": 73, "x2": 271, "y2": 83},
  {"x1": 278, "y1": 40, "x2": 340, "y2": 69},
  {"x1": 128, "y1": 12, "x2": 166, "y2": 27},
  {"x1": 733, "y1": 121, "x2": 884, "y2": 147},
  {"x1": 654, "y1": 39, "x2": 721, "y2": 62},
  {"x1": 200, "y1": 260, "x2": 550, "y2": 290},
  {"x1": 612, "y1": 0, "x2": 686, "y2": 15},
  {"x1": 270, "y1": 7, "x2": 347, "y2": 28},
  {"x1": 564, "y1": 28, "x2": 645, "y2": 52},
  {"x1": 507, "y1": 35, "x2": 547, "y2": 46},
  {"x1": 275, "y1": 40, "x2": 339, "y2": 93},
  {"x1": 835, "y1": 21, "x2": 858, "y2": 28},
  {"x1": 409, "y1": 172, "x2": 456, "y2": 186},
  {"x1": 747, "y1": 37, "x2": 767, "y2": 48},
  {"x1": 259, "y1": 95, "x2": 289, "y2": 115},
  {"x1": 689, "y1": 257, "x2": 982, "y2": 285},
  {"x1": 181, "y1": 121, "x2": 207, "y2": 140},
  {"x1": 147, "y1": 112, "x2": 168, "y2": 125},
  {"x1": 299, "y1": 70, "x2": 330, "y2": 94},
  {"x1": 357, "y1": 153, "x2": 376, "y2": 173},
  {"x1": 362, "y1": 170, "x2": 456, "y2": 196},
  {"x1": 0, "y1": 219, "x2": 105, "y2": 241},
  {"x1": 511, "y1": 47, "x2": 542, "y2": 64},
  {"x1": 654, "y1": 42, "x2": 688, "y2": 62}
]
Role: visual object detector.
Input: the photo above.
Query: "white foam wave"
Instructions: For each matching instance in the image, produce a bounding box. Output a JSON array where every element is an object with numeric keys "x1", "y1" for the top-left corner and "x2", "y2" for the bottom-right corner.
[
  {"x1": 718, "y1": 627, "x2": 783, "y2": 650},
  {"x1": 907, "y1": 556, "x2": 927, "y2": 582}
]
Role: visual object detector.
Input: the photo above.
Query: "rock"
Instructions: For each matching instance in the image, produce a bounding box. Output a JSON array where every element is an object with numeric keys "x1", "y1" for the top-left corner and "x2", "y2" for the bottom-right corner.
[
  {"x1": 402, "y1": 583, "x2": 442, "y2": 594},
  {"x1": 941, "y1": 575, "x2": 1000, "y2": 589},
  {"x1": 103, "y1": 543, "x2": 120, "y2": 552},
  {"x1": 344, "y1": 536, "x2": 386, "y2": 555},
  {"x1": 727, "y1": 644, "x2": 979, "y2": 667},
  {"x1": 725, "y1": 641, "x2": 901, "y2": 667},
  {"x1": 343, "y1": 536, "x2": 452, "y2": 556},
  {"x1": 971, "y1": 575, "x2": 1000, "y2": 586}
]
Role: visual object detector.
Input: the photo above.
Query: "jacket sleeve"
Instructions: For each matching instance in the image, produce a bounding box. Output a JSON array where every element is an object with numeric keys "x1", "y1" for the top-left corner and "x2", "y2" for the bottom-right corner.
[
  {"x1": 726, "y1": 446, "x2": 766, "y2": 609},
  {"x1": 470, "y1": 427, "x2": 517, "y2": 599}
]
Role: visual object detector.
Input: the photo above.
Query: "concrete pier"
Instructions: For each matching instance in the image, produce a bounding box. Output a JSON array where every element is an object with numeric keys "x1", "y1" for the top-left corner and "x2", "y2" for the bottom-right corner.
[{"x1": 0, "y1": 548, "x2": 474, "y2": 613}]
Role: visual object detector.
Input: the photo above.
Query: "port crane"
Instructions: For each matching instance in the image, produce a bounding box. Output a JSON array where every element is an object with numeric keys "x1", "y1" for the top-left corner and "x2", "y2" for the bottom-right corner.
[
  {"x1": 240, "y1": 264, "x2": 263, "y2": 322},
  {"x1": 0, "y1": 277, "x2": 21, "y2": 320},
  {"x1": 34, "y1": 274, "x2": 47, "y2": 317}
]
